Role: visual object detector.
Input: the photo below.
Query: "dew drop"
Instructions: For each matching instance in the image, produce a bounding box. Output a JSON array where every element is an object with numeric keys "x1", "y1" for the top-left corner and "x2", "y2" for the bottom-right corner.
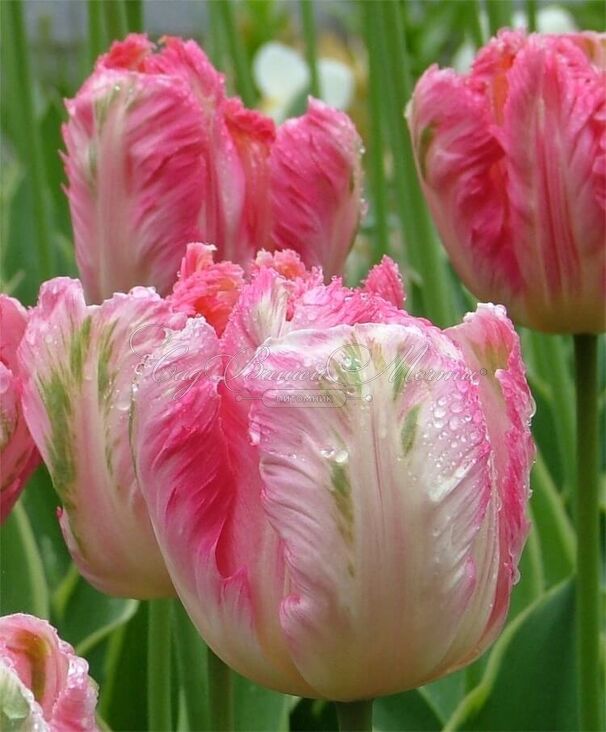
[{"x1": 334, "y1": 449, "x2": 349, "y2": 465}]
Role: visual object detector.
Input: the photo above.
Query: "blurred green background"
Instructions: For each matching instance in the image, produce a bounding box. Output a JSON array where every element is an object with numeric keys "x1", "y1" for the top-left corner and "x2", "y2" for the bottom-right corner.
[{"x1": 1, "y1": 1, "x2": 604, "y2": 730}]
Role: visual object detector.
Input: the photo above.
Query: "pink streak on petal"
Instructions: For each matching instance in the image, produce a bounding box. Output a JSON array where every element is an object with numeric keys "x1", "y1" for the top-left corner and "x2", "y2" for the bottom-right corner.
[{"x1": 270, "y1": 99, "x2": 364, "y2": 278}]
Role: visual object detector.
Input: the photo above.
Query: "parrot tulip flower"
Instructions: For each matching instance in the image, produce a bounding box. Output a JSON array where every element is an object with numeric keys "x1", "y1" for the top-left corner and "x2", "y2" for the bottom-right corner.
[
  {"x1": 132, "y1": 257, "x2": 534, "y2": 700},
  {"x1": 408, "y1": 30, "x2": 606, "y2": 333},
  {"x1": 63, "y1": 34, "x2": 364, "y2": 302},
  {"x1": 18, "y1": 278, "x2": 188, "y2": 598},
  {"x1": 0, "y1": 295, "x2": 39, "y2": 523},
  {"x1": 0, "y1": 613, "x2": 98, "y2": 731}
]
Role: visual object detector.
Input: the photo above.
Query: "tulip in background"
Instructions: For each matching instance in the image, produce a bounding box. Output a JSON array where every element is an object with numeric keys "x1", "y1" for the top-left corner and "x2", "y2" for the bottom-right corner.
[
  {"x1": 409, "y1": 29, "x2": 605, "y2": 730},
  {"x1": 0, "y1": 295, "x2": 39, "y2": 523},
  {"x1": 63, "y1": 34, "x2": 363, "y2": 303},
  {"x1": 408, "y1": 30, "x2": 605, "y2": 334},
  {"x1": 0, "y1": 613, "x2": 98, "y2": 731},
  {"x1": 132, "y1": 255, "x2": 534, "y2": 716},
  {"x1": 17, "y1": 278, "x2": 187, "y2": 598}
]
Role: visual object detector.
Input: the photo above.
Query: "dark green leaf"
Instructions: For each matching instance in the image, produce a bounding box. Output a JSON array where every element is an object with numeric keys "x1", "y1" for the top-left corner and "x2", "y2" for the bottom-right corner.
[
  {"x1": 446, "y1": 580, "x2": 577, "y2": 731},
  {"x1": 374, "y1": 689, "x2": 442, "y2": 731}
]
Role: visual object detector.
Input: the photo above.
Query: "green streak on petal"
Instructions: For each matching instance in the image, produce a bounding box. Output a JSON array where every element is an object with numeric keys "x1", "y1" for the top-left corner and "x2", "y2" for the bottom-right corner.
[
  {"x1": 330, "y1": 462, "x2": 354, "y2": 546},
  {"x1": 401, "y1": 405, "x2": 420, "y2": 456},
  {"x1": 93, "y1": 84, "x2": 123, "y2": 129},
  {"x1": 86, "y1": 144, "x2": 98, "y2": 194},
  {"x1": 392, "y1": 362, "x2": 407, "y2": 399},
  {"x1": 418, "y1": 123, "x2": 436, "y2": 179},
  {"x1": 13, "y1": 630, "x2": 50, "y2": 703},
  {"x1": 392, "y1": 354, "x2": 415, "y2": 399},
  {"x1": 333, "y1": 340, "x2": 367, "y2": 395},
  {"x1": 97, "y1": 321, "x2": 117, "y2": 409},
  {"x1": 70, "y1": 316, "x2": 92, "y2": 383},
  {"x1": 38, "y1": 370, "x2": 75, "y2": 503}
]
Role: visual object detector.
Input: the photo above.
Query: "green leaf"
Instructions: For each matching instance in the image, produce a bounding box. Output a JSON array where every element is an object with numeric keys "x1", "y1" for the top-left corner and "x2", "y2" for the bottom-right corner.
[
  {"x1": 234, "y1": 673, "x2": 292, "y2": 732},
  {"x1": 373, "y1": 689, "x2": 443, "y2": 731},
  {"x1": 530, "y1": 454, "x2": 575, "y2": 587},
  {"x1": 0, "y1": 501, "x2": 49, "y2": 618},
  {"x1": 54, "y1": 574, "x2": 138, "y2": 656},
  {"x1": 100, "y1": 602, "x2": 149, "y2": 731},
  {"x1": 507, "y1": 519, "x2": 544, "y2": 620},
  {"x1": 422, "y1": 669, "x2": 467, "y2": 723},
  {"x1": 21, "y1": 465, "x2": 72, "y2": 594},
  {"x1": 173, "y1": 602, "x2": 210, "y2": 731},
  {"x1": 446, "y1": 579, "x2": 577, "y2": 731}
]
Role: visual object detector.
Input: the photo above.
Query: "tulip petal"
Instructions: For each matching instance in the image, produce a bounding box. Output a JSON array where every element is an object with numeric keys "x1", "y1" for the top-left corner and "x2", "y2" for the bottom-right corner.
[
  {"x1": 249, "y1": 323, "x2": 498, "y2": 699},
  {"x1": 63, "y1": 36, "x2": 208, "y2": 302},
  {"x1": 0, "y1": 613, "x2": 98, "y2": 731},
  {"x1": 408, "y1": 66, "x2": 520, "y2": 303},
  {"x1": 0, "y1": 296, "x2": 39, "y2": 523},
  {"x1": 362, "y1": 256, "x2": 406, "y2": 308},
  {"x1": 133, "y1": 321, "x2": 314, "y2": 695},
  {"x1": 169, "y1": 243, "x2": 245, "y2": 334},
  {"x1": 1, "y1": 658, "x2": 48, "y2": 731},
  {"x1": 221, "y1": 268, "x2": 292, "y2": 364},
  {"x1": 19, "y1": 278, "x2": 185, "y2": 597},
  {"x1": 289, "y1": 278, "x2": 415, "y2": 331},
  {"x1": 144, "y1": 36, "x2": 278, "y2": 267},
  {"x1": 446, "y1": 303, "x2": 534, "y2": 649},
  {"x1": 501, "y1": 34, "x2": 606, "y2": 331},
  {"x1": 270, "y1": 99, "x2": 364, "y2": 278}
]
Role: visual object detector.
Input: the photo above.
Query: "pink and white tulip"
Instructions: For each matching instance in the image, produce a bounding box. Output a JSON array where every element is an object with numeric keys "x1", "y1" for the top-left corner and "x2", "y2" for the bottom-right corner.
[
  {"x1": 408, "y1": 30, "x2": 606, "y2": 333},
  {"x1": 63, "y1": 34, "x2": 364, "y2": 302},
  {"x1": 0, "y1": 613, "x2": 98, "y2": 731},
  {"x1": 18, "y1": 278, "x2": 187, "y2": 598},
  {"x1": 132, "y1": 257, "x2": 534, "y2": 699},
  {"x1": 0, "y1": 295, "x2": 39, "y2": 523}
]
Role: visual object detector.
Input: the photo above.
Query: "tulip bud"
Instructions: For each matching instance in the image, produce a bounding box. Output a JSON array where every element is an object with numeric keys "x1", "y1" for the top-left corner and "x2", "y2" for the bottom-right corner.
[
  {"x1": 132, "y1": 258, "x2": 534, "y2": 699},
  {"x1": 64, "y1": 35, "x2": 365, "y2": 302},
  {"x1": 18, "y1": 278, "x2": 187, "y2": 597},
  {"x1": 0, "y1": 613, "x2": 98, "y2": 731},
  {"x1": 0, "y1": 295, "x2": 39, "y2": 523},
  {"x1": 408, "y1": 30, "x2": 606, "y2": 333}
]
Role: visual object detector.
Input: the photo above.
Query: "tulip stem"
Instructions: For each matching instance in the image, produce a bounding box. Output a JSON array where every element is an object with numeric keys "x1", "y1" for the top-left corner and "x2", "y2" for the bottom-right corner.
[
  {"x1": 335, "y1": 700, "x2": 374, "y2": 731},
  {"x1": 102, "y1": 0, "x2": 128, "y2": 41},
  {"x1": 216, "y1": 0, "x2": 256, "y2": 107},
  {"x1": 573, "y1": 334, "x2": 602, "y2": 732},
  {"x1": 147, "y1": 599, "x2": 172, "y2": 732},
  {"x1": 300, "y1": 0, "x2": 320, "y2": 97},
  {"x1": 361, "y1": 0, "x2": 389, "y2": 261},
  {"x1": 208, "y1": 648, "x2": 234, "y2": 731}
]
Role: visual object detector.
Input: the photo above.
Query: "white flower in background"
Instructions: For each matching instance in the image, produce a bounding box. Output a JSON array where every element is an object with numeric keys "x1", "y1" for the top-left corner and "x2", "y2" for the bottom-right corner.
[
  {"x1": 253, "y1": 41, "x2": 355, "y2": 122},
  {"x1": 452, "y1": 4, "x2": 577, "y2": 72},
  {"x1": 512, "y1": 4, "x2": 577, "y2": 33}
]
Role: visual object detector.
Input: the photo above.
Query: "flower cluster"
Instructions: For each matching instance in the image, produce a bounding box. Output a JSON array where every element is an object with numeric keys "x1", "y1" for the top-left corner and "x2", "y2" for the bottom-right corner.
[{"x1": 9, "y1": 26, "x2": 606, "y2": 718}]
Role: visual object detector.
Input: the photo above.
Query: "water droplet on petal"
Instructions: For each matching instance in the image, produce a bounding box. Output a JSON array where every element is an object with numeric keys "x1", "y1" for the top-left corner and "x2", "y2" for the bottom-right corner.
[{"x1": 334, "y1": 449, "x2": 349, "y2": 465}]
